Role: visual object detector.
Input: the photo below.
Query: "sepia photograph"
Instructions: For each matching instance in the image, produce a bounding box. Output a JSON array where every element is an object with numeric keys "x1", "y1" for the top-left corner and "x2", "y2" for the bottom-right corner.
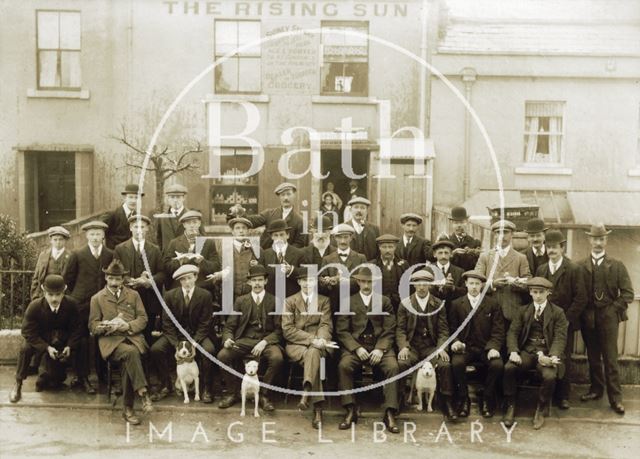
[{"x1": 0, "y1": 0, "x2": 639, "y2": 457}]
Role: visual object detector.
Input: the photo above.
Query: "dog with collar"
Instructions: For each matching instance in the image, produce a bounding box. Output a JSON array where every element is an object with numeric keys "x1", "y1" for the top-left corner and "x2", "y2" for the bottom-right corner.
[
  {"x1": 240, "y1": 360, "x2": 260, "y2": 417},
  {"x1": 410, "y1": 361, "x2": 437, "y2": 412},
  {"x1": 175, "y1": 341, "x2": 200, "y2": 404}
]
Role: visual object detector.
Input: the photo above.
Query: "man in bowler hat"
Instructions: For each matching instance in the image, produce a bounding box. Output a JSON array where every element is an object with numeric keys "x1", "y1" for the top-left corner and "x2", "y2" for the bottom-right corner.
[
  {"x1": 448, "y1": 207, "x2": 481, "y2": 271},
  {"x1": 524, "y1": 218, "x2": 549, "y2": 276},
  {"x1": 101, "y1": 183, "x2": 144, "y2": 250}
]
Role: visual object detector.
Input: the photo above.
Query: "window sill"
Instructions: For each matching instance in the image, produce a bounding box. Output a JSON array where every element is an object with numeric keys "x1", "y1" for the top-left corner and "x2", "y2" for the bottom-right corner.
[
  {"x1": 27, "y1": 89, "x2": 90, "y2": 100},
  {"x1": 312, "y1": 95, "x2": 379, "y2": 105},
  {"x1": 203, "y1": 94, "x2": 269, "y2": 103},
  {"x1": 628, "y1": 168, "x2": 640, "y2": 177},
  {"x1": 515, "y1": 165, "x2": 573, "y2": 176}
]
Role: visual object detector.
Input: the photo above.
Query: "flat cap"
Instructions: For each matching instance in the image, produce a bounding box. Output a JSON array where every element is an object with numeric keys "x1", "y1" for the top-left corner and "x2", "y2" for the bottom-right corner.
[
  {"x1": 527, "y1": 277, "x2": 553, "y2": 290},
  {"x1": 165, "y1": 184, "x2": 188, "y2": 195},
  {"x1": 246, "y1": 264, "x2": 267, "y2": 279},
  {"x1": 332, "y1": 223, "x2": 355, "y2": 235},
  {"x1": 376, "y1": 234, "x2": 400, "y2": 244},
  {"x1": 81, "y1": 220, "x2": 108, "y2": 231},
  {"x1": 409, "y1": 270, "x2": 435, "y2": 283},
  {"x1": 400, "y1": 213, "x2": 423, "y2": 225},
  {"x1": 128, "y1": 214, "x2": 151, "y2": 225},
  {"x1": 274, "y1": 182, "x2": 297, "y2": 195},
  {"x1": 490, "y1": 220, "x2": 516, "y2": 232},
  {"x1": 348, "y1": 196, "x2": 371, "y2": 207},
  {"x1": 47, "y1": 226, "x2": 70, "y2": 239},
  {"x1": 172, "y1": 264, "x2": 199, "y2": 280},
  {"x1": 432, "y1": 239, "x2": 455, "y2": 251},
  {"x1": 178, "y1": 210, "x2": 203, "y2": 223},
  {"x1": 462, "y1": 270, "x2": 487, "y2": 282},
  {"x1": 228, "y1": 217, "x2": 252, "y2": 229},
  {"x1": 42, "y1": 274, "x2": 67, "y2": 294}
]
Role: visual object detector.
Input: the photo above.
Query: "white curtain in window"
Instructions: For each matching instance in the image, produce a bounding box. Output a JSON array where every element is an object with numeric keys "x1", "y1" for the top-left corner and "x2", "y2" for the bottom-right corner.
[
  {"x1": 548, "y1": 116, "x2": 561, "y2": 163},
  {"x1": 38, "y1": 51, "x2": 59, "y2": 87},
  {"x1": 61, "y1": 51, "x2": 81, "y2": 87},
  {"x1": 525, "y1": 117, "x2": 539, "y2": 162}
]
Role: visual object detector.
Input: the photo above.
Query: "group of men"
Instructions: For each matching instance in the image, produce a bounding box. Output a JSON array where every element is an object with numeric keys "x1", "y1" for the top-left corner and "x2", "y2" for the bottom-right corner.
[{"x1": 10, "y1": 181, "x2": 634, "y2": 432}]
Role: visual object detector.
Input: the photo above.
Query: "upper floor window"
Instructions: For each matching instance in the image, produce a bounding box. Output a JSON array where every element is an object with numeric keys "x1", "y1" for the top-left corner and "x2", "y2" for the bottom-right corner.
[
  {"x1": 523, "y1": 101, "x2": 565, "y2": 164},
  {"x1": 214, "y1": 20, "x2": 261, "y2": 93},
  {"x1": 320, "y1": 21, "x2": 368, "y2": 96},
  {"x1": 37, "y1": 10, "x2": 81, "y2": 89}
]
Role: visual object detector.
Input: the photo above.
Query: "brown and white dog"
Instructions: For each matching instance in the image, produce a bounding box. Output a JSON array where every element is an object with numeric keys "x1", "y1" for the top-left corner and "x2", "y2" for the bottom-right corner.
[
  {"x1": 175, "y1": 341, "x2": 200, "y2": 404},
  {"x1": 240, "y1": 360, "x2": 260, "y2": 417},
  {"x1": 410, "y1": 361, "x2": 437, "y2": 412}
]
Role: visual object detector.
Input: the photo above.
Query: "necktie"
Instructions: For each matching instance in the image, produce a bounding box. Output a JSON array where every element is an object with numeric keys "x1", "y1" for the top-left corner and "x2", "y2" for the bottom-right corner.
[
  {"x1": 93, "y1": 249, "x2": 100, "y2": 260},
  {"x1": 339, "y1": 252, "x2": 348, "y2": 261},
  {"x1": 536, "y1": 249, "x2": 542, "y2": 257},
  {"x1": 184, "y1": 291, "x2": 191, "y2": 305},
  {"x1": 277, "y1": 251, "x2": 284, "y2": 264},
  {"x1": 592, "y1": 257, "x2": 602, "y2": 267},
  {"x1": 550, "y1": 263, "x2": 555, "y2": 275},
  {"x1": 406, "y1": 237, "x2": 412, "y2": 247},
  {"x1": 535, "y1": 305, "x2": 541, "y2": 321}
]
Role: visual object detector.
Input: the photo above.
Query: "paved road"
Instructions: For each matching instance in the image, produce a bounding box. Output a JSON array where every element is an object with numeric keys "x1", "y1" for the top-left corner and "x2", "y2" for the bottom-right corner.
[{"x1": 1, "y1": 405, "x2": 639, "y2": 459}]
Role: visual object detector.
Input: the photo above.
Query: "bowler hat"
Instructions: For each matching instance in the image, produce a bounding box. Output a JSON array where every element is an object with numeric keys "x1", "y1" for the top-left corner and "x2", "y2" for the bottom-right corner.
[
  {"x1": 527, "y1": 277, "x2": 553, "y2": 290},
  {"x1": 266, "y1": 219, "x2": 291, "y2": 233},
  {"x1": 490, "y1": 220, "x2": 516, "y2": 232},
  {"x1": 462, "y1": 270, "x2": 487, "y2": 282},
  {"x1": 165, "y1": 184, "x2": 188, "y2": 195},
  {"x1": 102, "y1": 260, "x2": 129, "y2": 276},
  {"x1": 228, "y1": 217, "x2": 252, "y2": 229},
  {"x1": 127, "y1": 214, "x2": 151, "y2": 225},
  {"x1": 81, "y1": 220, "x2": 108, "y2": 232},
  {"x1": 42, "y1": 274, "x2": 66, "y2": 294},
  {"x1": 449, "y1": 206, "x2": 469, "y2": 221},
  {"x1": 311, "y1": 215, "x2": 334, "y2": 232},
  {"x1": 376, "y1": 234, "x2": 400, "y2": 244},
  {"x1": 352, "y1": 266, "x2": 381, "y2": 281},
  {"x1": 544, "y1": 229, "x2": 566, "y2": 245},
  {"x1": 47, "y1": 226, "x2": 70, "y2": 239},
  {"x1": 585, "y1": 223, "x2": 612, "y2": 237},
  {"x1": 246, "y1": 264, "x2": 268, "y2": 279},
  {"x1": 348, "y1": 196, "x2": 371, "y2": 207},
  {"x1": 525, "y1": 218, "x2": 548, "y2": 234},
  {"x1": 432, "y1": 239, "x2": 455, "y2": 251},
  {"x1": 296, "y1": 266, "x2": 318, "y2": 280},
  {"x1": 274, "y1": 182, "x2": 297, "y2": 195},
  {"x1": 400, "y1": 213, "x2": 423, "y2": 225},
  {"x1": 178, "y1": 210, "x2": 202, "y2": 224},
  {"x1": 172, "y1": 264, "x2": 199, "y2": 280},
  {"x1": 122, "y1": 184, "x2": 144, "y2": 196}
]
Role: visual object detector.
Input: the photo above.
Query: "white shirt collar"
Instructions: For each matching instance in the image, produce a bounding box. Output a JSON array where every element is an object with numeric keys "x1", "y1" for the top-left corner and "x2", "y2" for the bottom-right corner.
[
  {"x1": 496, "y1": 245, "x2": 511, "y2": 258},
  {"x1": 416, "y1": 293, "x2": 430, "y2": 310},
  {"x1": 467, "y1": 293, "x2": 480, "y2": 307},
  {"x1": 549, "y1": 257, "x2": 563, "y2": 271},
  {"x1": 403, "y1": 234, "x2": 413, "y2": 245},
  {"x1": 233, "y1": 239, "x2": 243, "y2": 251},
  {"x1": 359, "y1": 291, "x2": 372, "y2": 306},
  {"x1": 122, "y1": 203, "x2": 135, "y2": 217},
  {"x1": 437, "y1": 261, "x2": 450, "y2": 272},
  {"x1": 591, "y1": 251, "x2": 605, "y2": 260},
  {"x1": 533, "y1": 245, "x2": 546, "y2": 256},
  {"x1": 90, "y1": 245, "x2": 103, "y2": 257},
  {"x1": 49, "y1": 303, "x2": 60, "y2": 313},
  {"x1": 51, "y1": 247, "x2": 65, "y2": 260},
  {"x1": 182, "y1": 287, "x2": 194, "y2": 298},
  {"x1": 301, "y1": 291, "x2": 313, "y2": 304},
  {"x1": 273, "y1": 242, "x2": 288, "y2": 254},
  {"x1": 352, "y1": 220, "x2": 364, "y2": 234},
  {"x1": 282, "y1": 207, "x2": 293, "y2": 219},
  {"x1": 534, "y1": 301, "x2": 547, "y2": 314},
  {"x1": 107, "y1": 286, "x2": 121, "y2": 298},
  {"x1": 338, "y1": 248, "x2": 350, "y2": 256},
  {"x1": 171, "y1": 206, "x2": 184, "y2": 215},
  {"x1": 252, "y1": 290, "x2": 265, "y2": 304},
  {"x1": 133, "y1": 239, "x2": 145, "y2": 251}
]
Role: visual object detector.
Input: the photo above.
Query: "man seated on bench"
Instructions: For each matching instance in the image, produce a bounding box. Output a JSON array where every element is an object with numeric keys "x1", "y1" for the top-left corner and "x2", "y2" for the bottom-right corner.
[
  {"x1": 217, "y1": 264, "x2": 284, "y2": 412},
  {"x1": 449, "y1": 270, "x2": 505, "y2": 418},
  {"x1": 502, "y1": 277, "x2": 568, "y2": 430}
]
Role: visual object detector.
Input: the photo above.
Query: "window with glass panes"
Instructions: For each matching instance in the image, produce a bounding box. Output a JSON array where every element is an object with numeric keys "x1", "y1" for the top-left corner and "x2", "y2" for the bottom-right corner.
[
  {"x1": 36, "y1": 10, "x2": 81, "y2": 89},
  {"x1": 523, "y1": 101, "x2": 565, "y2": 164},
  {"x1": 214, "y1": 20, "x2": 261, "y2": 93},
  {"x1": 320, "y1": 21, "x2": 368, "y2": 96}
]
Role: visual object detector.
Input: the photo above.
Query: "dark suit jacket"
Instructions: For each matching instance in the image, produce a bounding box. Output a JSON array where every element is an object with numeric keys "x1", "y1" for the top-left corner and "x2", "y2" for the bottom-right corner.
[
  {"x1": 244, "y1": 207, "x2": 306, "y2": 249},
  {"x1": 536, "y1": 257, "x2": 587, "y2": 328},
  {"x1": 63, "y1": 246, "x2": 114, "y2": 309},
  {"x1": 101, "y1": 206, "x2": 133, "y2": 250},
  {"x1": 448, "y1": 295, "x2": 504, "y2": 351},
  {"x1": 155, "y1": 207, "x2": 186, "y2": 251},
  {"x1": 336, "y1": 293, "x2": 396, "y2": 352},
  {"x1": 507, "y1": 301, "x2": 568, "y2": 359},
  {"x1": 114, "y1": 239, "x2": 165, "y2": 316},
  {"x1": 525, "y1": 247, "x2": 549, "y2": 278},
  {"x1": 578, "y1": 255, "x2": 634, "y2": 325},
  {"x1": 259, "y1": 244, "x2": 305, "y2": 299},
  {"x1": 345, "y1": 219, "x2": 380, "y2": 261},
  {"x1": 397, "y1": 234, "x2": 434, "y2": 268},
  {"x1": 30, "y1": 248, "x2": 72, "y2": 300},
  {"x1": 320, "y1": 249, "x2": 368, "y2": 304},
  {"x1": 222, "y1": 292, "x2": 282, "y2": 345},
  {"x1": 431, "y1": 262, "x2": 467, "y2": 306},
  {"x1": 89, "y1": 286, "x2": 148, "y2": 359},
  {"x1": 22, "y1": 296, "x2": 82, "y2": 351},
  {"x1": 368, "y1": 256, "x2": 409, "y2": 309},
  {"x1": 301, "y1": 244, "x2": 336, "y2": 268},
  {"x1": 162, "y1": 286, "x2": 214, "y2": 346},
  {"x1": 163, "y1": 234, "x2": 221, "y2": 290},
  {"x1": 396, "y1": 293, "x2": 449, "y2": 350},
  {"x1": 449, "y1": 233, "x2": 481, "y2": 271}
]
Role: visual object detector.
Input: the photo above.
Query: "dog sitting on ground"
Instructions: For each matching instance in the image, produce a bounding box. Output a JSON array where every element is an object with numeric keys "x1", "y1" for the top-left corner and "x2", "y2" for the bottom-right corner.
[
  {"x1": 174, "y1": 341, "x2": 200, "y2": 404},
  {"x1": 240, "y1": 360, "x2": 260, "y2": 417},
  {"x1": 410, "y1": 361, "x2": 437, "y2": 412}
]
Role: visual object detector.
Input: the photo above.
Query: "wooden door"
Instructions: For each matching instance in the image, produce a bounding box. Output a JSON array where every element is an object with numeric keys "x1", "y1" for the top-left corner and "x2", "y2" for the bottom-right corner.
[
  {"x1": 378, "y1": 162, "x2": 427, "y2": 236},
  {"x1": 37, "y1": 152, "x2": 76, "y2": 230}
]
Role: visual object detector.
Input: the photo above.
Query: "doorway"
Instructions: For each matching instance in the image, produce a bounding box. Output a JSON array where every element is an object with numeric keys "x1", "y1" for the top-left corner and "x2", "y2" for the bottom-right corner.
[
  {"x1": 34, "y1": 152, "x2": 76, "y2": 230},
  {"x1": 320, "y1": 149, "x2": 369, "y2": 221}
]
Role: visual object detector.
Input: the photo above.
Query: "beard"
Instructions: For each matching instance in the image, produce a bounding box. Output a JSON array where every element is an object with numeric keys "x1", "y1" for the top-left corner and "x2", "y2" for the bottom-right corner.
[{"x1": 312, "y1": 235, "x2": 330, "y2": 251}]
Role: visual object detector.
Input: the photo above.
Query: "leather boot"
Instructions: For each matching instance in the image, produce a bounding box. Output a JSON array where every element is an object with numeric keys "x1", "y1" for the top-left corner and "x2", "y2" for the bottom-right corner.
[
  {"x1": 122, "y1": 407, "x2": 141, "y2": 425},
  {"x1": 458, "y1": 396, "x2": 470, "y2": 417},
  {"x1": 444, "y1": 396, "x2": 458, "y2": 422},
  {"x1": 532, "y1": 405, "x2": 545, "y2": 430},
  {"x1": 140, "y1": 391, "x2": 154, "y2": 414},
  {"x1": 312, "y1": 406, "x2": 323, "y2": 430},
  {"x1": 503, "y1": 397, "x2": 516, "y2": 427},
  {"x1": 298, "y1": 390, "x2": 310, "y2": 411},
  {"x1": 9, "y1": 381, "x2": 22, "y2": 403},
  {"x1": 383, "y1": 409, "x2": 400, "y2": 434},
  {"x1": 339, "y1": 404, "x2": 358, "y2": 430},
  {"x1": 260, "y1": 394, "x2": 275, "y2": 412}
]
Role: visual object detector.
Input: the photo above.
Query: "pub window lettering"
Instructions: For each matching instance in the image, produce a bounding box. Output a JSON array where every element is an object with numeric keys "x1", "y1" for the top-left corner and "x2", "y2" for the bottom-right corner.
[
  {"x1": 214, "y1": 20, "x2": 261, "y2": 93},
  {"x1": 320, "y1": 21, "x2": 369, "y2": 96},
  {"x1": 36, "y1": 10, "x2": 81, "y2": 89},
  {"x1": 523, "y1": 101, "x2": 565, "y2": 164}
]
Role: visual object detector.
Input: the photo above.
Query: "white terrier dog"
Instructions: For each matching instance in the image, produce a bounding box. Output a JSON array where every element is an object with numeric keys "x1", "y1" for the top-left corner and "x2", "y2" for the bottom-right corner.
[{"x1": 240, "y1": 360, "x2": 260, "y2": 417}]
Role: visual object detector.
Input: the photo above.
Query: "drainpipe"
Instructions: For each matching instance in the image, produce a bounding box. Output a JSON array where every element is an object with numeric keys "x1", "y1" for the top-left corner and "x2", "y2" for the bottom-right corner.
[
  {"x1": 461, "y1": 67, "x2": 477, "y2": 201},
  {"x1": 419, "y1": 0, "x2": 433, "y2": 236}
]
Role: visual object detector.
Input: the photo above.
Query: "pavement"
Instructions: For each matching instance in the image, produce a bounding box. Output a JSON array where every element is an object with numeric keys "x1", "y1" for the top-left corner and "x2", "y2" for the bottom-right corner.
[{"x1": 1, "y1": 365, "x2": 639, "y2": 458}]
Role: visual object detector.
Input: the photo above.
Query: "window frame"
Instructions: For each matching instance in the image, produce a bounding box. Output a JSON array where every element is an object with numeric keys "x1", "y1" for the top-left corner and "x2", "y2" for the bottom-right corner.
[
  {"x1": 320, "y1": 20, "x2": 369, "y2": 97},
  {"x1": 522, "y1": 101, "x2": 566, "y2": 166},
  {"x1": 213, "y1": 19, "x2": 262, "y2": 95},
  {"x1": 35, "y1": 9, "x2": 82, "y2": 91}
]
